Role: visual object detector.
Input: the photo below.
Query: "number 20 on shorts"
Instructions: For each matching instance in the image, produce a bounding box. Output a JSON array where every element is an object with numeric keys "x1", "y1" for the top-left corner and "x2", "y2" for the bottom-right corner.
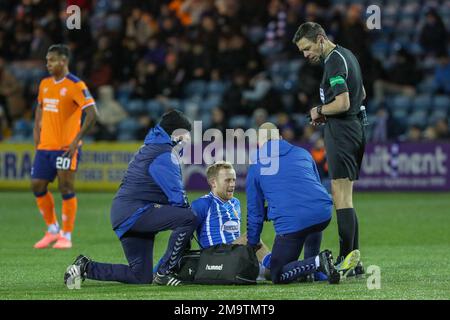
[{"x1": 56, "y1": 156, "x2": 72, "y2": 170}]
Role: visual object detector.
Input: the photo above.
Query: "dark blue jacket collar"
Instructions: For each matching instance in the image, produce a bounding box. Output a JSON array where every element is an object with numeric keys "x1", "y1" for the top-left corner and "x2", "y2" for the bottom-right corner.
[{"x1": 144, "y1": 125, "x2": 174, "y2": 145}]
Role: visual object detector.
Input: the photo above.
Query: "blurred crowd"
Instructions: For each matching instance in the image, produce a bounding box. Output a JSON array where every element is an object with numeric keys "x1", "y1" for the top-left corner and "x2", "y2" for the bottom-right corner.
[{"x1": 0, "y1": 0, "x2": 449, "y2": 143}]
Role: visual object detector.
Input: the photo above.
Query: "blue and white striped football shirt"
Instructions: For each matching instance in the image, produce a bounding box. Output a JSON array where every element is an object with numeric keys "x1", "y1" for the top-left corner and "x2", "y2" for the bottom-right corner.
[{"x1": 191, "y1": 192, "x2": 241, "y2": 249}]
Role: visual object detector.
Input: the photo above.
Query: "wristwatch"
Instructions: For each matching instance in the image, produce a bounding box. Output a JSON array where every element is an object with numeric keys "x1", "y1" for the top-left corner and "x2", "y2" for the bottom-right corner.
[{"x1": 317, "y1": 105, "x2": 323, "y2": 116}]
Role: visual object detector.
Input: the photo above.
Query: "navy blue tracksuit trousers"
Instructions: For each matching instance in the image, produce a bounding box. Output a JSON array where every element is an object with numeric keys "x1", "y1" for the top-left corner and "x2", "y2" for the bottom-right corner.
[
  {"x1": 270, "y1": 219, "x2": 331, "y2": 284},
  {"x1": 86, "y1": 205, "x2": 197, "y2": 284}
]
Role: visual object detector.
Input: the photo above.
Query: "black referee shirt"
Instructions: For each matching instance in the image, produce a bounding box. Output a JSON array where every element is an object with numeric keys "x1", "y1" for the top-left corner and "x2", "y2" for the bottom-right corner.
[{"x1": 320, "y1": 45, "x2": 364, "y2": 119}]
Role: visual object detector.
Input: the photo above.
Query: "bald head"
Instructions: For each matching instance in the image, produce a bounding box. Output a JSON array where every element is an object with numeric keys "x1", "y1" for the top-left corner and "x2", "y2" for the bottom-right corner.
[{"x1": 258, "y1": 122, "x2": 280, "y2": 147}]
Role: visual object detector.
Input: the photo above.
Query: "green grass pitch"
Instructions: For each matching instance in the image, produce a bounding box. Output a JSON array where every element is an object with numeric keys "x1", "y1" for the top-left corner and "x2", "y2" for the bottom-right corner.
[{"x1": 0, "y1": 191, "x2": 449, "y2": 300}]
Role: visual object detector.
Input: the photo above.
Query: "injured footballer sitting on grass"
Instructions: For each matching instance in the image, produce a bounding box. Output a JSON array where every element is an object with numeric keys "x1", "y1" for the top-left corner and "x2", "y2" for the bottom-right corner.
[
  {"x1": 152, "y1": 160, "x2": 330, "y2": 283},
  {"x1": 63, "y1": 120, "x2": 360, "y2": 287}
]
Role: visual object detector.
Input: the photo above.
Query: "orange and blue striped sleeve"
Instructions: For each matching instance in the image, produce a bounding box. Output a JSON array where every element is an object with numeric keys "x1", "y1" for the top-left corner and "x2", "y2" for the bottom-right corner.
[{"x1": 72, "y1": 81, "x2": 95, "y2": 110}]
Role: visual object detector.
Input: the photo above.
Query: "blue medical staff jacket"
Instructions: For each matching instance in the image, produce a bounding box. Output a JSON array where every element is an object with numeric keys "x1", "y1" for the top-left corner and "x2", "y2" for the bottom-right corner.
[
  {"x1": 110, "y1": 125, "x2": 189, "y2": 238},
  {"x1": 246, "y1": 139, "x2": 333, "y2": 246}
]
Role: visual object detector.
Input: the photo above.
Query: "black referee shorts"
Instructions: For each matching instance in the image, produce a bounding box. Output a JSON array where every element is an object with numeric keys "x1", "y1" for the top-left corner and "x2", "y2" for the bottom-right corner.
[{"x1": 324, "y1": 118, "x2": 366, "y2": 181}]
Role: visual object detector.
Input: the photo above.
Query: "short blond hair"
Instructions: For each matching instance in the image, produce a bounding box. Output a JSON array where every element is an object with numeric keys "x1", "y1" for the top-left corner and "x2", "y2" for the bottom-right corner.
[{"x1": 206, "y1": 161, "x2": 234, "y2": 184}]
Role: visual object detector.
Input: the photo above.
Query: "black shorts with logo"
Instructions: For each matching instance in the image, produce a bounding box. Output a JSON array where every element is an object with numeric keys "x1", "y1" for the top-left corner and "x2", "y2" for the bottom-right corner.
[{"x1": 324, "y1": 118, "x2": 366, "y2": 181}]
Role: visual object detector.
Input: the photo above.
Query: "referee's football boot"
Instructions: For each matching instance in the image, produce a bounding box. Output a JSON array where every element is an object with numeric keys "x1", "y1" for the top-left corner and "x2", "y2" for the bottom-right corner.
[
  {"x1": 317, "y1": 250, "x2": 340, "y2": 284},
  {"x1": 335, "y1": 249, "x2": 361, "y2": 279},
  {"x1": 346, "y1": 261, "x2": 365, "y2": 278},
  {"x1": 64, "y1": 254, "x2": 91, "y2": 288},
  {"x1": 153, "y1": 271, "x2": 183, "y2": 286}
]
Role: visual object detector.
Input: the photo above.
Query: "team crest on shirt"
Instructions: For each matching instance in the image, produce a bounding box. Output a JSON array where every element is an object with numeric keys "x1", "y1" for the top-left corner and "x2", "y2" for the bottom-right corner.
[
  {"x1": 60, "y1": 87, "x2": 67, "y2": 96},
  {"x1": 43, "y1": 87, "x2": 48, "y2": 93}
]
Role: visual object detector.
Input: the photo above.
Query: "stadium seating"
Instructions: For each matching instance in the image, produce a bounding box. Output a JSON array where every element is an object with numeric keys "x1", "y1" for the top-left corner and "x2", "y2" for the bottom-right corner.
[
  {"x1": 184, "y1": 80, "x2": 208, "y2": 98},
  {"x1": 117, "y1": 118, "x2": 140, "y2": 141},
  {"x1": 387, "y1": 96, "x2": 412, "y2": 114},
  {"x1": 201, "y1": 112, "x2": 212, "y2": 129},
  {"x1": 432, "y1": 95, "x2": 450, "y2": 113},
  {"x1": 407, "y1": 110, "x2": 428, "y2": 128},
  {"x1": 124, "y1": 99, "x2": 146, "y2": 116},
  {"x1": 10, "y1": 120, "x2": 33, "y2": 142},
  {"x1": 229, "y1": 116, "x2": 250, "y2": 129},
  {"x1": 412, "y1": 94, "x2": 433, "y2": 112},
  {"x1": 200, "y1": 95, "x2": 223, "y2": 112},
  {"x1": 106, "y1": 0, "x2": 448, "y2": 141},
  {"x1": 4, "y1": 0, "x2": 449, "y2": 142},
  {"x1": 428, "y1": 110, "x2": 448, "y2": 126},
  {"x1": 146, "y1": 99, "x2": 164, "y2": 119},
  {"x1": 207, "y1": 80, "x2": 229, "y2": 96}
]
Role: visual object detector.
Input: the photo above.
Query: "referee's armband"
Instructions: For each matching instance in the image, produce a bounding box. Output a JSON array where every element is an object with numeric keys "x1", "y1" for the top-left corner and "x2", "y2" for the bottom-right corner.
[
  {"x1": 329, "y1": 74, "x2": 348, "y2": 96},
  {"x1": 329, "y1": 75, "x2": 346, "y2": 87}
]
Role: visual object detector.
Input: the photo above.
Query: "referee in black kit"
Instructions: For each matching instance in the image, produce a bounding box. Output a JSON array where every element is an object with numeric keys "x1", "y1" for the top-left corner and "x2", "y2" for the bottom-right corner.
[{"x1": 293, "y1": 22, "x2": 366, "y2": 277}]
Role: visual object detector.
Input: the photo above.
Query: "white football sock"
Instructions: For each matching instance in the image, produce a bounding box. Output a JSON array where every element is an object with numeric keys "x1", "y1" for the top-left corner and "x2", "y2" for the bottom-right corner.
[
  {"x1": 256, "y1": 263, "x2": 267, "y2": 281},
  {"x1": 47, "y1": 223, "x2": 59, "y2": 234}
]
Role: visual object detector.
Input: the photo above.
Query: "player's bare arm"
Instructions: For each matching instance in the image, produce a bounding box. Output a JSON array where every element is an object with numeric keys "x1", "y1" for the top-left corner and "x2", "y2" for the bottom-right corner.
[
  {"x1": 33, "y1": 103, "x2": 42, "y2": 147},
  {"x1": 63, "y1": 105, "x2": 97, "y2": 158},
  {"x1": 310, "y1": 92, "x2": 350, "y2": 122}
]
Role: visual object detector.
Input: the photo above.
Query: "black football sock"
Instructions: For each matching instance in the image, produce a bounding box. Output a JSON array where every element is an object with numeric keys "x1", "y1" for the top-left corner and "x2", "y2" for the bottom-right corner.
[
  {"x1": 353, "y1": 210, "x2": 359, "y2": 251},
  {"x1": 336, "y1": 208, "x2": 356, "y2": 259}
]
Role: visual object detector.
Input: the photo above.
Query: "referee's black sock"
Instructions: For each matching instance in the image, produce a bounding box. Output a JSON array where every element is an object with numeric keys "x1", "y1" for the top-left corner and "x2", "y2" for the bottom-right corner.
[
  {"x1": 354, "y1": 211, "x2": 359, "y2": 250},
  {"x1": 336, "y1": 208, "x2": 356, "y2": 259}
]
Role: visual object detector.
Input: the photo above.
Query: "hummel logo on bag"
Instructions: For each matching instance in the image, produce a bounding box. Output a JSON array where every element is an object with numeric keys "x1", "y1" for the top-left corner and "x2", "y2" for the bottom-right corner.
[{"x1": 205, "y1": 264, "x2": 223, "y2": 271}]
